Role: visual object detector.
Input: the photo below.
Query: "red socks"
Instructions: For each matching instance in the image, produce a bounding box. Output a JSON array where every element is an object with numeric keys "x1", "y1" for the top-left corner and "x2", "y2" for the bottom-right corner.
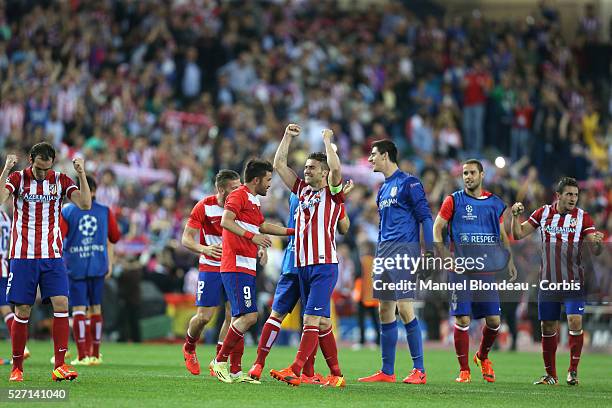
[
  {"x1": 477, "y1": 324, "x2": 499, "y2": 360},
  {"x1": 302, "y1": 346, "x2": 317, "y2": 377},
  {"x1": 454, "y1": 324, "x2": 470, "y2": 371},
  {"x1": 216, "y1": 341, "x2": 223, "y2": 356},
  {"x1": 184, "y1": 329, "x2": 199, "y2": 353},
  {"x1": 230, "y1": 337, "x2": 244, "y2": 374},
  {"x1": 85, "y1": 318, "x2": 92, "y2": 357},
  {"x1": 72, "y1": 311, "x2": 88, "y2": 360},
  {"x1": 542, "y1": 332, "x2": 558, "y2": 378},
  {"x1": 319, "y1": 327, "x2": 341, "y2": 376},
  {"x1": 255, "y1": 316, "x2": 282, "y2": 367},
  {"x1": 11, "y1": 315, "x2": 28, "y2": 371},
  {"x1": 569, "y1": 330, "x2": 584, "y2": 373},
  {"x1": 90, "y1": 314, "x2": 102, "y2": 358},
  {"x1": 4, "y1": 312, "x2": 14, "y2": 338},
  {"x1": 53, "y1": 311, "x2": 70, "y2": 369},
  {"x1": 291, "y1": 325, "x2": 319, "y2": 376},
  {"x1": 216, "y1": 324, "x2": 243, "y2": 363}
]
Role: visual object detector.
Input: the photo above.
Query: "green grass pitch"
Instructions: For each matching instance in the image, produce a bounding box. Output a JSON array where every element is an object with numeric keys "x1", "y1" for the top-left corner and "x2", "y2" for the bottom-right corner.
[{"x1": 2, "y1": 341, "x2": 611, "y2": 407}]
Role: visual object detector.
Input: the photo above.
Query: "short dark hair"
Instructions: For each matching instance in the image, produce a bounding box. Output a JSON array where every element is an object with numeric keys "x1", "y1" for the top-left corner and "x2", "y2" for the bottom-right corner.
[
  {"x1": 306, "y1": 152, "x2": 329, "y2": 171},
  {"x1": 77, "y1": 175, "x2": 97, "y2": 192},
  {"x1": 243, "y1": 159, "x2": 273, "y2": 183},
  {"x1": 372, "y1": 140, "x2": 398, "y2": 163},
  {"x1": 29, "y1": 142, "x2": 56, "y2": 162},
  {"x1": 215, "y1": 169, "x2": 240, "y2": 187},
  {"x1": 463, "y1": 159, "x2": 484, "y2": 173},
  {"x1": 556, "y1": 177, "x2": 579, "y2": 194}
]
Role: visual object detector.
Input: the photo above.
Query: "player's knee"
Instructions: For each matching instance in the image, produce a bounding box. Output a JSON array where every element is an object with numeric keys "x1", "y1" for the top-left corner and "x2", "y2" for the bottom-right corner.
[
  {"x1": 242, "y1": 312, "x2": 258, "y2": 328},
  {"x1": 72, "y1": 306, "x2": 87, "y2": 314},
  {"x1": 485, "y1": 316, "x2": 500, "y2": 328},
  {"x1": 541, "y1": 321, "x2": 557, "y2": 335},
  {"x1": 378, "y1": 302, "x2": 396, "y2": 322},
  {"x1": 270, "y1": 310, "x2": 286, "y2": 321},
  {"x1": 319, "y1": 317, "x2": 332, "y2": 331},
  {"x1": 455, "y1": 316, "x2": 470, "y2": 328},
  {"x1": 15, "y1": 304, "x2": 31, "y2": 319},
  {"x1": 90, "y1": 305, "x2": 102, "y2": 314},
  {"x1": 567, "y1": 315, "x2": 582, "y2": 331},
  {"x1": 397, "y1": 303, "x2": 415, "y2": 323},
  {"x1": 195, "y1": 309, "x2": 213, "y2": 324},
  {"x1": 303, "y1": 314, "x2": 321, "y2": 327},
  {"x1": 51, "y1": 296, "x2": 68, "y2": 311}
]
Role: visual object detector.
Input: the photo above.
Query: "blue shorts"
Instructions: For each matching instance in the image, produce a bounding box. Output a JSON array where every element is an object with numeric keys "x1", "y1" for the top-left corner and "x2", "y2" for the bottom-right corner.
[
  {"x1": 7, "y1": 259, "x2": 69, "y2": 305},
  {"x1": 69, "y1": 276, "x2": 105, "y2": 307},
  {"x1": 0, "y1": 277, "x2": 8, "y2": 306},
  {"x1": 196, "y1": 272, "x2": 227, "y2": 307},
  {"x1": 538, "y1": 290, "x2": 585, "y2": 321},
  {"x1": 373, "y1": 242, "x2": 420, "y2": 300},
  {"x1": 272, "y1": 273, "x2": 301, "y2": 315},
  {"x1": 449, "y1": 273, "x2": 501, "y2": 319},
  {"x1": 298, "y1": 264, "x2": 338, "y2": 318},
  {"x1": 221, "y1": 272, "x2": 257, "y2": 317}
]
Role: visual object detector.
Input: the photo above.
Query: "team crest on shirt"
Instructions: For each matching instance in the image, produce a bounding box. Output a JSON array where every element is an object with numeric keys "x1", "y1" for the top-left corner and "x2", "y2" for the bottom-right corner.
[
  {"x1": 461, "y1": 204, "x2": 477, "y2": 221},
  {"x1": 245, "y1": 299, "x2": 252, "y2": 308},
  {"x1": 390, "y1": 186, "x2": 398, "y2": 197},
  {"x1": 49, "y1": 184, "x2": 57, "y2": 195},
  {"x1": 569, "y1": 218, "x2": 577, "y2": 228}
]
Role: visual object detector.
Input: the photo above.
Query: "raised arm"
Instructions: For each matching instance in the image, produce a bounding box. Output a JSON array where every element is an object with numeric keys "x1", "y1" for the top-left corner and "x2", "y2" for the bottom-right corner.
[
  {"x1": 0, "y1": 154, "x2": 18, "y2": 204},
  {"x1": 273, "y1": 124, "x2": 300, "y2": 190},
  {"x1": 69, "y1": 158, "x2": 92, "y2": 210},
  {"x1": 510, "y1": 202, "x2": 536, "y2": 240},
  {"x1": 322, "y1": 129, "x2": 342, "y2": 188}
]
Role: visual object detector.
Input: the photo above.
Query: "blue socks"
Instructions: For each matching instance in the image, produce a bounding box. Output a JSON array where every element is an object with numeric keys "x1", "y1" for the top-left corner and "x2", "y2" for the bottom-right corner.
[
  {"x1": 380, "y1": 320, "x2": 398, "y2": 375},
  {"x1": 405, "y1": 318, "x2": 425, "y2": 371}
]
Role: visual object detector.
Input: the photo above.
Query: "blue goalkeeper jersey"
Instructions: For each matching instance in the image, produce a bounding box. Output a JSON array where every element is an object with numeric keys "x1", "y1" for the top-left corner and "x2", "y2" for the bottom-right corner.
[
  {"x1": 281, "y1": 193, "x2": 299, "y2": 275},
  {"x1": 376, "y1": 169, "x2": 432, "y2": 243}
]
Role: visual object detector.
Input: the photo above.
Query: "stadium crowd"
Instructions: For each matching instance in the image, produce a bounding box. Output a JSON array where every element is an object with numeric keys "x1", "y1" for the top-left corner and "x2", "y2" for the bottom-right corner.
[{"x1": 0, "y1": 0, "x2": 610, "y2": 342}]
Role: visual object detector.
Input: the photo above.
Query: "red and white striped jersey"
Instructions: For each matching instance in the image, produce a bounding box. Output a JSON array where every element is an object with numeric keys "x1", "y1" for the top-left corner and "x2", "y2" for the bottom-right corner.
[
  {"x1": 6, "y1": 167, "x2": 77, "y2": 259},
  {"x1": 221, "y1": 185, "x2": 264, "y2": 276},
  {"x1": 528, "y1": 204, "x2": 596, "y2": 284},
  {"x1": 186, "y1": 195, "x2": 224, "y2": 272},
  {"x1": 292, "y1": 178, "x2": 345, "y2": 267},
  {"x1": 0, "y1": 209, "x2": 10, "y2": 278}
]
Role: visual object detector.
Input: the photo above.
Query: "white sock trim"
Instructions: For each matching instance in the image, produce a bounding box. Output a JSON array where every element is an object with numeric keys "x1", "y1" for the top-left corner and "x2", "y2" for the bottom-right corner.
[
  {"x1": 542, "y1": 332, "x2": 557, "y2": 338},
  {"x1": 4, "y1": 312, "x2": 14, "y2": 323},
  {"x1": 454, "y1": 324, "x2": 469, "y2": 331},
  {"x1": 569, "y1": 330, "x2": 583, "y2": 336},
  {"x1": 14, "y1": 316, "x2": 29, "y2": 324},
  {"x1": 319, "y1": 328, "x2": 333, "y2": 338},
  {"x1": 72, "y1": 311, "x2": 86, "y2": 316},
  {"x1": 486, "y1": 325, "x2": 500, "y2": 331},
  {"x1": 230, "y1": 325, "x2": 244, "y2": 337},
  {"x1": 54, "y1": 312, "x2": 69, "y2": 318},
  {"x1": 266, "y1": 318, "x2": 282, "y2": 329}
]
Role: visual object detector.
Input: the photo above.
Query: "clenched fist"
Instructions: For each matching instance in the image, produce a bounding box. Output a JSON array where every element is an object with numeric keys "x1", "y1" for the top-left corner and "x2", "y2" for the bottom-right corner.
[
  {"x1": 511, "y1": 202, "x2": 524, "y2": 216},
  {"x1": 322, "y1": 128, "x2": 333, "y2": 141},
  {"x1": 72, "y1": 157, "x2": 85, "y2": 175},
  {"x1": 3, "y1": 154, "x2": 18, "y2": 172},
  {"x1": 285, "y1": 124, "x2": 301, "y2": 138}
]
